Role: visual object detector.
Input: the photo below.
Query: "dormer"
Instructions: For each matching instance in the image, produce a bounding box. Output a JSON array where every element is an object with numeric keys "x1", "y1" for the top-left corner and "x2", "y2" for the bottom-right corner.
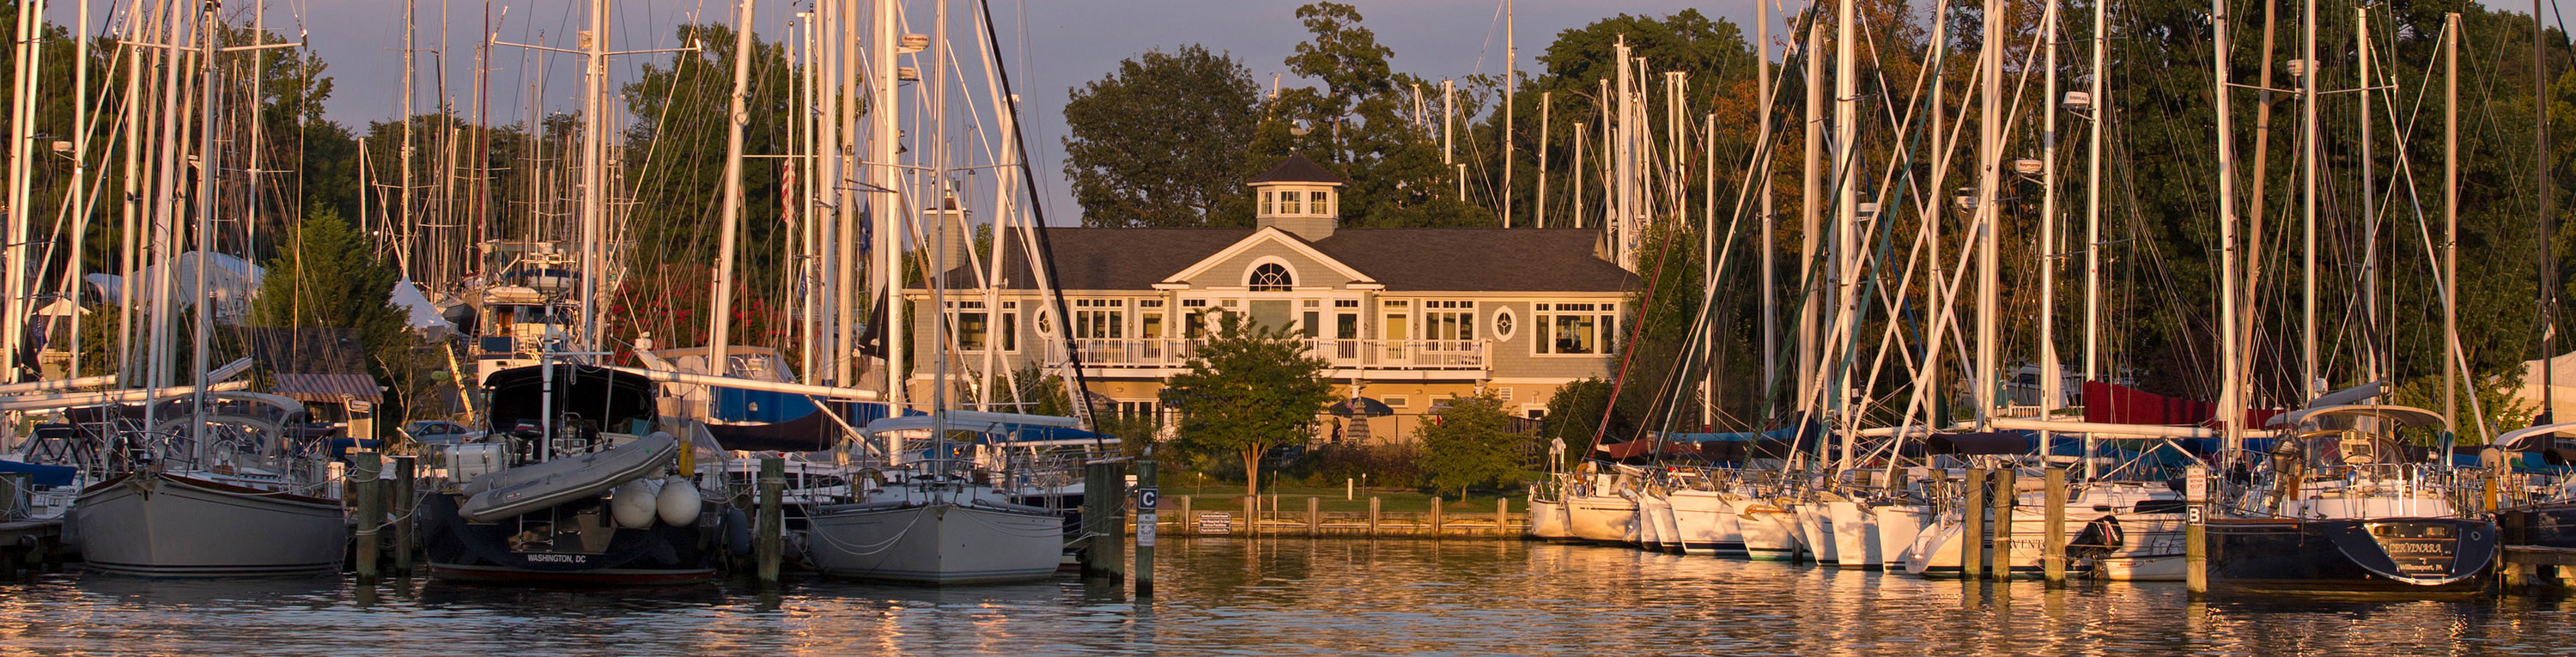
[{"x1": 1246, "y1": 154, "x2": 1345, "y2": 241}]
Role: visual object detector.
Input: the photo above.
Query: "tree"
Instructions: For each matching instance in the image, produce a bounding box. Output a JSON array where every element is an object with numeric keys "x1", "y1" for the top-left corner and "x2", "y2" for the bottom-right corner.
[
  {"x1": 1416, "y1": 392, "x2": 1525, "y2": 497},
  {"x1": 1540, "y1": 377, "x2": 1631, "y2": 468},
  {"x1": 249, "y1": 206, "x2": 427, "y2": 437},
  {"x1": 1159, "y1": 313, "x2": 1333, "y2": 497},
  {"x1": 1061, "y1": 45, "x2": 1263, "y2": 228}
]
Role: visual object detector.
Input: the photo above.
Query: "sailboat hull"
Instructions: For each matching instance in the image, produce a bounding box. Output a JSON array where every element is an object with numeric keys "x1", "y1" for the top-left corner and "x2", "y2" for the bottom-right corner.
[
  {"x1": 1565, "y1": 495, "x2": 1638, "y2": 544},
  {"x1": 421, "y1": 492, "x2": 720, "y2": 585},
  {"x1": 1668, "y1": 490, "x2": 1746, "y2": 556},
  {"x1": 1725, "y1": 496, "x2": 1802, "y2": 561},
  {"x1": 1525, "y1": 496, "x2": 1576, "y2": 541},
  {"x1": 72, "y1": 471, "x2": 347, "y2": 577},
  {"x1": 2207, "y1": 517, "x2": 2495, "y2": 596},
  {"x1": 805, "y1": 501, "x2": 1063, "y2": 585}
]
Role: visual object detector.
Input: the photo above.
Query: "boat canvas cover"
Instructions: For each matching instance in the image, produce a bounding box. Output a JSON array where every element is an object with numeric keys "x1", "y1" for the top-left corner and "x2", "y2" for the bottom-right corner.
[{"x1": 459, "y1": 432, "x2": 678, "y2": 522}]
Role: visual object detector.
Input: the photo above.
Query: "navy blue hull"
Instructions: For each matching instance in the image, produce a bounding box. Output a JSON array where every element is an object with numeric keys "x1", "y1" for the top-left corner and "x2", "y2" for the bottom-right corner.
[{"x1": 2208, "y1": 517, "x2": 2495, "y2": 596}]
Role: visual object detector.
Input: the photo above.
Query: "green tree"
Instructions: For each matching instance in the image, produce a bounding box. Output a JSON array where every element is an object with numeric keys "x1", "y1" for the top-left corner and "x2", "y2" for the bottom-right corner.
[
  {"x1": 1416, "y1": 392, "x2": 1524, "y2": 496},
  {"x1": 1160, "y1": 313, "x2": 1333, "y2": 496},
  {"x1": 249, "y1": 206, "x2": 427, "y2": 437},
  {"x1": 1540, "y1": 377, "x2": 1631, "y2": 467},
  {"x1": 1061, "y1": 45, "x2": 1263, "y2": 228}
]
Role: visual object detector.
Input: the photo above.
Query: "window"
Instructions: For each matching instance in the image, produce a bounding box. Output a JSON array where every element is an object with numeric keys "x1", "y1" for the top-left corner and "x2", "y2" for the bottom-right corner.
[
  {"x1": 1385, "y1": 396, "x2": 1410, "y2": 408},
  {"x1": 1249, "y1": 263, "x2": 1294, "y2": 291},
  {"x1": 1182, "y1": 299, "x2": 1210, "y2": 338},
  {"x1": 947, "y1": 301, "x2": 1013, "y2": 352},
  {"x1": 1281, "y1": 190, "x2": 1303, "y2": 215},
  {"x1": 1261, "y1": 191, "x2": 1274, "y2": 216},
  {"x1": 1424, "y1": 301, "x2": 1475, "y2": 344},
  {"x1": 1310, "y1": 190, "x2": 1332, "y2": 216},
  {"x1": 1072, "y1": 298, "x2": 1126, "y2": 340},
  {"x1": 1536, "y1": 302, "x2": 1619, "y2": 355},
  {"x1": 1493, "y1": 307, "x2": 1517, "y2": 341}
]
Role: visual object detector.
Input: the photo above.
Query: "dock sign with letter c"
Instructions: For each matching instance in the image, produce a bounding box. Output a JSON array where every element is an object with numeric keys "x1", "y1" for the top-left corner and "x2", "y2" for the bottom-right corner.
[{"x1": 1136, "y1": 488, "x2": 1159, "y2": 511}]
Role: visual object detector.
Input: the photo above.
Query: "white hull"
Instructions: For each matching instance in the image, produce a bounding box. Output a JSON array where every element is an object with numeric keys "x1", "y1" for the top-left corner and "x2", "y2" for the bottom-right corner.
[
  {"x1": 1525, "y1": 496, "x2": 1574, "y2": 541},
  {"x1": 1873, "y1": 505, "x2": 1931, "y2": 570},
  {"x1": 1827, "y1": 500, "x2": 1880, "y2": 569},
  {"x1": 1566, "y1": 494, "x2": 1638, "y2": 544},
  {"x1": 1795, "y1": 502, "x2": 1838, "y2": 564},
  {"x1": 1901, "y1": 496, "x2": 2184, "y2": 581},
  {"x1": 1667, "y1": 490, "x2": 1744, "y2": 556},
  {"x1": 805, "y1": 500, "x2": 1063, "y2": 585},
  {"x1": 71, "y1": 471, "x2": 346, "y2": 577},
  {"x1": 1637, "y1": 493, "x2": 1675, "y2": 551},
  {"x1": 1725, "y1": 496, "x2": 1802, "y2": 561}
]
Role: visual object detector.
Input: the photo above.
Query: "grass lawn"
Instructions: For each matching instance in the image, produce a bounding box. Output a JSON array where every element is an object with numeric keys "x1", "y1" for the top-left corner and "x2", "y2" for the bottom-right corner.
[{"x1": 1160, "y1": 482, "x2": 1525, "y2": 514}]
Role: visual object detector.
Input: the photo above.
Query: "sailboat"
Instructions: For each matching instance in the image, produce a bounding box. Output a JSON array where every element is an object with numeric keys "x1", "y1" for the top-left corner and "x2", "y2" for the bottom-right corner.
[
  {"x1": 63, "y1": 1, "x2": 349, "y2": 578},
  {"x1": 802, "y1": 412, "x2": 1072, "y2": 584},
  {"x1": 416, "y1": 360, "x2": 723, "y2": 583},
  {"x1": 71, "y1": 393, "x2": 348, "y2": 576},
  {"x1": 2202, "y1": 405, "x2": 2497, "y2": 594}
]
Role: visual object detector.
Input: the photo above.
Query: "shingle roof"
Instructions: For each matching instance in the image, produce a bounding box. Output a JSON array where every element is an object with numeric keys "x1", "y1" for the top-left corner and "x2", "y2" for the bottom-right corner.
[
  {"x1": 938, "y1": 228, "x2": 1255, "y2": 291},
  {"x1": 1311, "y1": 228, "x2": 1634, "y2": 292},
  {"x1": 1244, "y1": 155, "x2": 1345, "y2": 186},
  {"x1": 939, "y1": 226, "x2": 1634, "y2": 294}
]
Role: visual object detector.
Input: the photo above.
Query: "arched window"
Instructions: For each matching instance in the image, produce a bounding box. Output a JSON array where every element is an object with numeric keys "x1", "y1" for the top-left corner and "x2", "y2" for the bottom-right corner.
[{"x1": 1249, "y1": 263, "x2": 1294, "y2": 291}]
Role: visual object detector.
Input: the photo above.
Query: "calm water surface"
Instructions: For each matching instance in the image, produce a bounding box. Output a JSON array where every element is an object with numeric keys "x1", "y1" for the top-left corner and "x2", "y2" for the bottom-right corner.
[{"x1": 0, "y1": 538, "x2": 2568, "y2": 655}]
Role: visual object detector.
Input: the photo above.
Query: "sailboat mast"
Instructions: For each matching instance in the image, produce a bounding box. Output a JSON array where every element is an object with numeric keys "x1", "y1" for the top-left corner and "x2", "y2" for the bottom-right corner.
[
  {"x1": 1, "y1": 0, "x2": 40, "y2": 386},
  {"x1": 2213, "y1": 0, "x2": 2244, "y2": 456},
  {"x1": 1799, "y1": 13, "x2": 1822, "y2": 423},
  {"x1": 1974, "y1": 0, "x2": 2002, "y2": 430},
  {"x1": 2040, "y1": 0, "x2": 2063, "y2": 437},
  {"x1": 2300, "y1": 0, "x2": 2319, "y2": 400},
  {"x1": 190, "y1": 0, "x2": 222, "y2": 445},
  {"x1": 1758, "y1": 0, "x2": 1776, "y2": 423},
  {"x1": 708, "y1": 0, "x2": 757, "y2": 380},
  {"x1": 1503, "y1": 0, "x2": 1514, "y2": 228},
  {"x1": 578, "y1": 0, "x2": 610, "y2": 354},
  {"x1": 1832, "y1": 0, "x2": 1856, "y2": 469},
  {"x1": 2539, "y1": 0, "x2": 2558, "y2": 419},
  {"x1": 2444, "y1": 12, "x2": 2458, "y2": 432},
  {"x1": 2085, "y1": 0, "x2": 2105, "y2": 480},
  {"x1": 2357, "y1": 6, "x2": 2378, "y2": 382},
  {"x1": 872, "y1": 0, "x2": 903, "y2": 411}
]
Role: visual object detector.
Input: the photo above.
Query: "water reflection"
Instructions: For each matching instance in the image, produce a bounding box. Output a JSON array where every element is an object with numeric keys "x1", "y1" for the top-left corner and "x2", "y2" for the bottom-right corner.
[{"x1": 0, "y1": 539, "x2": 2565, "y2": 654}]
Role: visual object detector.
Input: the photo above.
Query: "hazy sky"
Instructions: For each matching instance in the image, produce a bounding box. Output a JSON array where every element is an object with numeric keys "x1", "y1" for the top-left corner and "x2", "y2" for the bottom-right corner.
[{"x1": 51, "y1": 0, "x2": 1758, "y2": 222}]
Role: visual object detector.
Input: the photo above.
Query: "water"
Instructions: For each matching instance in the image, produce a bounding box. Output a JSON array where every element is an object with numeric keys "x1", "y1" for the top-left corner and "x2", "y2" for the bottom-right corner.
[{"x1": 0, "y1": 538, "x2": 2568, "y2": 655}]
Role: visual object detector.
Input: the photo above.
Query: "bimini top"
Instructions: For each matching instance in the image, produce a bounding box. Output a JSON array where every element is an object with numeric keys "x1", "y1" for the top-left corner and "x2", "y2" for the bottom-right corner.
[{"x1": 2270, "y1": 404, "x2": 2446, "y2": 431}]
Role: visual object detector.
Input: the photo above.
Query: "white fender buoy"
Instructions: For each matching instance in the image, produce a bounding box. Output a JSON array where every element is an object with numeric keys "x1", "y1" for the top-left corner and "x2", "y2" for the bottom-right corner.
[
  {"x1": 610, "y1": 478, "x2": 659, "y2": 528},
  {"x1": 657, "y1": 475, "x2": 702, "y2": 527}
]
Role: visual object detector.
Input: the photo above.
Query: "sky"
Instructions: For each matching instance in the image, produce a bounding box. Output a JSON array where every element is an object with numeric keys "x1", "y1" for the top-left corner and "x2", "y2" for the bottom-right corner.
[{"x1": 47, "y1": 0, "x2": 1753, "y2": 225}]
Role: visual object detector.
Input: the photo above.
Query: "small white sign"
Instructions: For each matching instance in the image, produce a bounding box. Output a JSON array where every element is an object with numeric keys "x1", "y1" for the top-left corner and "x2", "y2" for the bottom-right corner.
[
  {"x1": 2184, "y1": 465, "x2": 2208, "y2": 503},
  {"x1": 1197, "y1": 511, "x2": 1234, "y2": 534},
  {"x1": 1137, "y1": 514, "x2": 1157, "y2": 547},
  {"x1": 2186, "y1": 506, "x2": 2205, "y2": 525}
]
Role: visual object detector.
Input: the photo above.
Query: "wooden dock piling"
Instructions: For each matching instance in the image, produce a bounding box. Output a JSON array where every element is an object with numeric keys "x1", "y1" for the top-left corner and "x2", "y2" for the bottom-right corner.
[
  {"x1": 1134, "y1": 457, "x2": 1157, "y2": 598},
  {"x1": 1497, "y1": 498, "x2": 1510, "y2": 536},
  {"x1": 1963, "y1": 468, "x2": 1987, "y2": 580},
  {"x1": 391, "y1": 455, "x2": 416, "y2": 575},
  {"x1": 1990, "y1": 468, "x2": 2017, "y2": 578},
  {"x1": 1369, "y1": 496, "x2": 1382, "y2": 536},
  {"x1": 1430, "y1": 497, "x2": 1443, "y2": 536},
  {"x1": 2044, "y1": 467, "x2": 2066, "y2": 584},
  {"x1": 1307, "y1": 496, "x2": 1321, "y2": 532},
  {"x1": 756, "y1": 456, "x2": 783, "y2": 584},
  {"x1": 352, "y1": 452, "x2": 382, "y2": 581}
]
